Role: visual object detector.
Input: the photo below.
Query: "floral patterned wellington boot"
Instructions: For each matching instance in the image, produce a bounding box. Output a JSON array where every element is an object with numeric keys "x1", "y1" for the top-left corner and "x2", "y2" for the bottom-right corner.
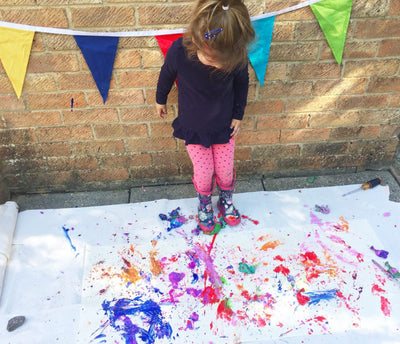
[
  {"x1": 217, "y1": 184, "x2": 241, "y2": 226},
  {"x1": 197, "y1": 192, "x2": 215, "y2": 232}
]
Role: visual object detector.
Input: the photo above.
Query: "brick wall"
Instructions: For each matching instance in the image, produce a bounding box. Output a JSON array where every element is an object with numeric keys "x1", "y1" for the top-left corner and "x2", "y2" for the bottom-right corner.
[{"x1": 0, "y1": 0, "x2": 399, "y2": 194}]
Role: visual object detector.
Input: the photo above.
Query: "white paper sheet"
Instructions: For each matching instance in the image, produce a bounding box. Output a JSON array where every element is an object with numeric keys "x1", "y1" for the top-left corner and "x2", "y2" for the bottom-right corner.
[{"x1": 0, "y1": 186, "x2": 399, "y2": 344}]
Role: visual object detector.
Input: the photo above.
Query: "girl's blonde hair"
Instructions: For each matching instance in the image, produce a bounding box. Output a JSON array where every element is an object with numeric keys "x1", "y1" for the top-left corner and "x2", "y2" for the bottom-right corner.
[{"x1": 183, "y1": 0, "x2": 255, "y2": 73}]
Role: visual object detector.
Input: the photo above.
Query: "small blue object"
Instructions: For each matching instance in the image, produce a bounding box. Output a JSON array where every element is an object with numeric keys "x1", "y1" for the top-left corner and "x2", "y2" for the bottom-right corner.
[{"x1": 204, "y1": 28, "x2": 223, "y2": 39}]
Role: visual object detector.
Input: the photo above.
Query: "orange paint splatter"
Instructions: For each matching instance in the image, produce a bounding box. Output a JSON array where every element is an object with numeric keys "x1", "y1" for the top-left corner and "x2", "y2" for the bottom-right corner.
[{"x1": 260, "y1": 240, "x2": 282, "y2": 251}]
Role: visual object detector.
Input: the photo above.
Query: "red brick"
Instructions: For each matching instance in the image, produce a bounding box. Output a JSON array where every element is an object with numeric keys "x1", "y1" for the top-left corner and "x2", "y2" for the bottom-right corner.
[
  {"x1": 2, "y1": 8, "x2": 68, "y2": 27},
  {"x1": 258, "y1": 81, "x2": 312, "y2": 99},
  {"x1": 101, "y1": 154, "x2": 152, "y2": 168},
  {"x1": 78, "y1": 168, "x2": 129, "y2": 182},
  {"x1": 36, "y1": 126, "x2": 93, "y2": 142},
  {"x1": 86, "y1": 89, "x2": 144, "y2": 107},
  {"x1": 27, "y1": 54, "x2": 80, "y2": 73},
  {"x1": 57, "y1": 72, "x2": 99, "y2": 91},
  {"x1": 116, "y1": 70, "x2": 159, "y2": 88},
  {"x1": 4, "y1": 111, "x2": 61, "y2": 128},
  {"x1": 352, "y1": 0, "x2": 388, "y2": 18},
  {"x1": 141, "y1": 50, "x2": 164, "y2": 68},
  {"x1": 47, "y1": 156, "x2": 98, "y2": 171},
  {"x1": 125, "y1": 137, "x2": 176, "y2": 152},
  {"x1": 149, "y1": 121, "x2": 174, "y2": 137},
  {"x1": 378, "y1": 39, "x2": 400, "y2": 57},
  {"x1": 24, "y1": 74, "x2": 57, "y2": 92},
  {"x1": 131, "y1": 164, "x2": 179, "y2": 180},
  {"x1": 114, "y1": 50, "x2": 141, "y2": 69},
  {"x1": 0, "y1": 95, "x2": 26, "y2": 111},
  {"x1": 302, "y1": 142, "x2": 348, "y2": 157},
  {"x1": 313, "y1": 78, "x2": 367, "y2": 96},
  {"x1": 138, "y1": 4, "x2": 192, "y2": 25},
  {"x1": 358, "y1": 110, "x2": 399, "y2": 125},
  {"x1": 120, "y1": 106, "x2": 163, "y2": 122},
  {"x1": 337, "y1": 95, "x2": 389, "y2": 110},
  {"x1": 329, "y1": 126, "x2": 380, "y2": 141},
  {"x1": 288, "y1": 62, "x2": 341, "y2": 80},
  {"x1": 151, "y1": 151, "x2": 189, "y2": 165},
  {"x1": 367, "y1": 77, "x2": 400, "y2": 93},
  {"x1": 389, "y1": 1, "x2": 400, "y2": 15},
  {"x1": 245, "y1": 100, "x2": 284, "y2": 115},
  {"x1": 278, "y1": 156, "x2": 323, "y2": 170},
  {"x1": 70, "y1": 140, "x2": 124, "y2": 155},
  {"x1": 308, "y1": 112, "x2": 359, "y2": 128},
  {"x1": 270, "y1": 42, "x2": 319, "y2": 62},
  {"x1": 252, "y1": 145, "x2": 300, "y2": 160},
  {"x1": 281, "y1": 129, "x2": 329, "y2": 143},
  {"x1": 63, "y1": 108, "x2": 119, "y2": 125},
  {"x1": 286, "y1": 97, "x2": 337, "y2": 113},
  {"x1": 0, "y1": 129, "x2": 36, "y2": 144},
  {"x1": 354, "y1": 20, "x2": 400, "y2": 39},
  {"x1": 389, "y1": 94, "x2": 400, "y2": 107},
  {"x1": 257, "y1": 114, "x2": 307, "y2": 130},
  {"x1": 344, "y1": 60, "x2": 399, "y2": 78},
  {"x1": 94, "y1": 124, "x2": 148, "y2": 139},
  {"x1": 27, "y1": 92, "x2": 87, "y2": 110},
  {"x1": 236, "y1": 131, "x2": 280, "y2": 145},
  {"x1": 70, "y1": 6, "x2": 135, "y2": 27}
]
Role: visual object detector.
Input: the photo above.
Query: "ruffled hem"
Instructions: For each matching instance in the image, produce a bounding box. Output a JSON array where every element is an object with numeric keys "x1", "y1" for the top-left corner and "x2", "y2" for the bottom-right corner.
[{"x1": 172, "y1": 119, "x2": 232, "y2": 148}]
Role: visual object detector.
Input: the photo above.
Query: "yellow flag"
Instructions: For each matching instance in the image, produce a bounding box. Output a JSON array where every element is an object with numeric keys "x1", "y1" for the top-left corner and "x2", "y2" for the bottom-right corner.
[{"x1": 0, "y1": 27, "x2": 35, "y2": 98}]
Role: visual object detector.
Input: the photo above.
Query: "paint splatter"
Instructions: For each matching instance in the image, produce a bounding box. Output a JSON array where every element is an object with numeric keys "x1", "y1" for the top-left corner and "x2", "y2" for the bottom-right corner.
[
  {"x1": 380, "y1": 296, "x2": 391, "y2": 316},
  {"x1": 99, "y1": 298, "x2": 172, "y2": 344},
  {"x1": 370, "y1": 246, "x2": 389, "y2": 259},
  {"x1": 239, "y1": 262, "x2": 257, "y2": 274},
  {"x1": 273, "y1": 264, "x2": 290, "y2": 276},
  {"x1": 159, "y1": 207, "x2": 187, "y2": 231},
  {"x1": 62, "y1": 226, "x2": 76, "y2": 251},
  {"x1": 241, "y1": 215, "x2": 259, "y2": 225}
]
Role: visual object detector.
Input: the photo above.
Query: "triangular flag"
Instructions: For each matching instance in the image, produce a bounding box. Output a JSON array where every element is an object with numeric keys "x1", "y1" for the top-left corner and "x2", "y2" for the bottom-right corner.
[
  {"x1": 248, "y1": 16, "x2": 275, "y2": 87},
  {"x1": 311, "y1": 0, "x2": 353, "y2": 65},
  {"x1": 155, "y1": 33, "x2": 183, "y2": 57},
  {"x1": 0, "y1": 27, "x2": 34, "y2": 98},
  {"x1": 74, "y1": 35, "x2": 119, "y2": 103}
]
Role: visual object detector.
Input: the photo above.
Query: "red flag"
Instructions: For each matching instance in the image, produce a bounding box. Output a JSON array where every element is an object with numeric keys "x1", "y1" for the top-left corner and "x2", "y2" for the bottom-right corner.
[{"x1": 155, "y1": 33, "x2": 183, "y2": 57}]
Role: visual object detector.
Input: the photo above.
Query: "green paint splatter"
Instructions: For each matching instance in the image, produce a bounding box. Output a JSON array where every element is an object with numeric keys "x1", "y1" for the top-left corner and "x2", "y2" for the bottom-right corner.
[{"x1": 239, "y1": 262, "x2": 257, "y2": 274}]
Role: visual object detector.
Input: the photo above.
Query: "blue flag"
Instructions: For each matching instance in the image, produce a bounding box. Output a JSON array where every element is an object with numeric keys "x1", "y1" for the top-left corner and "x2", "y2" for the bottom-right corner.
[
  {"x1": 248, "y1": 16, "x2": 275, "y2": 86},
  {"x1": 74, "y1": 35, "x2": 119, "y2": 103}
]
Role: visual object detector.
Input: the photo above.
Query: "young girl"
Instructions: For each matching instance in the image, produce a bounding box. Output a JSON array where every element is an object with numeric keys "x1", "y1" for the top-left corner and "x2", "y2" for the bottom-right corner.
[{"x1": 156, "y1": 0, "x2": 255, "y2": 232}]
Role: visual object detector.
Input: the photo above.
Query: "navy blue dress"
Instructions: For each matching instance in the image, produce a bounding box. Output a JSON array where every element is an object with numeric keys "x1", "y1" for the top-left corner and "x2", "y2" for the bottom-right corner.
[{"x1": 156, "y1": 37, "x2": 249, "y2": 148}]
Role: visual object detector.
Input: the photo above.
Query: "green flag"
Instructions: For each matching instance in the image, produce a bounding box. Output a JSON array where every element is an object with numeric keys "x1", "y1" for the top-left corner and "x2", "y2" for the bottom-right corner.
[{"x1": 311, "y1": 0, "x2": 353, "y2": 65}]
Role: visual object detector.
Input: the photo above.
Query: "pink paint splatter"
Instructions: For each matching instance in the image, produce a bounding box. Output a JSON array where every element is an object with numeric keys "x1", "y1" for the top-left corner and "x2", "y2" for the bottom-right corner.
[
  {"x1": 380, "y1": 296, "x2": 391, "y2": 316},
  {"x1": 383, "y1": 212, "x2": 391, "y2": 217}
]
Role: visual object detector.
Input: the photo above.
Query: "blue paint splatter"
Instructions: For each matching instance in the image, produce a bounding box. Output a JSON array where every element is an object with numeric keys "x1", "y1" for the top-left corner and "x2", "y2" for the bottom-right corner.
[
  {"x1": 303, "y1": 289, "x2": 339, "y2": 305},
  {"x1": 159, "y1": 207, "x2": 187, "y2": 231},
  {"x1": 100, "y1": 297, "x2": 172, "y2": 344},
  {"x1": 62, "y1": 226, "x2": 76, "y2": 251}
]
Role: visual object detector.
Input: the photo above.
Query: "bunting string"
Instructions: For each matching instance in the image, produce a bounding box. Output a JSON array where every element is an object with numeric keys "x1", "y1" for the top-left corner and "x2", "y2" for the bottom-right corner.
[{"x1": 0, "y1": 0, "x2": 325, "y2": 37}]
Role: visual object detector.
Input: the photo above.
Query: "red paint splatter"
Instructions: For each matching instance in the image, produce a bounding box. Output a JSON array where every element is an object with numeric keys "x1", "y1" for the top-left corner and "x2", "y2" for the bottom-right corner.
[
  {"x1": 381, "y1": 296, "x2": 391, "y2": 316},
  {"x1": 296, "y1": 289, "x2": 310, "y2": 305},
  {"x1": 200, "y1": 286, "x2": 220, "y2": 305},
  {"x1": 273, "y1": 264, "x2": 290, "y2": 276},
  {"x1": 241, "y1": 215, "x2": 259, "y2": 225},
  {"x1": 274, "y1": 255, "x2": 285, "y2": 261},
  {"x1": 301, "y1": 251, "x2": 320, "y2": 265},
  {"x1": 217, "y1": 299, "x2": 234, "y2": 321},
  {"x1": 371, "y1": 284, "x2": 386, "y2": 295}
]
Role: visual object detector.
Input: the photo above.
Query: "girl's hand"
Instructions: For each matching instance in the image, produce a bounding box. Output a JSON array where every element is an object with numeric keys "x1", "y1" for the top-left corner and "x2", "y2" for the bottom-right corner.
[
  {"x1": 230, "y1": 119, "x2": 242, "y2": 137},
  {"x1": 156, "y1": 103, "x2": 167, "y2": 118}
]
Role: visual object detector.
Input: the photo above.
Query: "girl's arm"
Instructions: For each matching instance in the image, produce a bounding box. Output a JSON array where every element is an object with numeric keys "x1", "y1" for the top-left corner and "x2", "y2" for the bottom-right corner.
[
  {"x1": 232, "y1": 64, "x2": 249, "y2": 121},
  {"x1": 156, "y1": 42, "x2": 179, "y2": 113}
]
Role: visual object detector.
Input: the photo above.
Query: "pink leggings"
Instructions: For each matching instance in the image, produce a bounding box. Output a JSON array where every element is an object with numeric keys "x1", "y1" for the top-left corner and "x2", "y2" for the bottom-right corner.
[{"x1": 186, "y1": 137, "x2": 235, "y2": 194}]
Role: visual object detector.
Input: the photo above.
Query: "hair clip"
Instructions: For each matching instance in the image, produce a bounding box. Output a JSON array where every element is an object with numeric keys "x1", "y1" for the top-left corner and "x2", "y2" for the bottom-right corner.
[
  {"x1": 204, "y1": 28, "x2": 223, "y2": 40},
  {"x1": 222, "y1": 5, "x2": 229, "y2": 10}
]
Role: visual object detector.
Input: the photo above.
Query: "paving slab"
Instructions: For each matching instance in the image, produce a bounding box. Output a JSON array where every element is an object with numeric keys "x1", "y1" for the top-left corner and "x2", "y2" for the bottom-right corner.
[
  {"x1": 129, "y1": 176, "x2": 265, "y2": 203},
  {"x1": 262, "y1": 170, "x2": 400, "y2": 202},
  {"x1": 11, "y1": 190, "x2": 129, "y2": 212}
]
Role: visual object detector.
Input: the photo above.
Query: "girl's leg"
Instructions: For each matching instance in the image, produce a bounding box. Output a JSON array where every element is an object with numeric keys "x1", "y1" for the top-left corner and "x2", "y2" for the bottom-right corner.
[
  {"x1": 186, "y1": 144, "x2": 215, "y2": 231},
  {"x1": 212, "y1": 137, "x2": 235, "y2": 188},
  {"x1": 186, "y1": 144, "x2": 215, "y2": 193},
  {"x1": 212, "y1": 138, "x2": 241, "y2": 226}
]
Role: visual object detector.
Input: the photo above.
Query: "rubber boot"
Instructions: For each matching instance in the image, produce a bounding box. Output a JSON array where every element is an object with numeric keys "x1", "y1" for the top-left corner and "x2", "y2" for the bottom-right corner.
[
  {"x1": 216, "y1": 173, "x2": 241, "y2": 226},
  {"x1": 193, "y1": 178, "x2": 215, "y2": 232}
]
